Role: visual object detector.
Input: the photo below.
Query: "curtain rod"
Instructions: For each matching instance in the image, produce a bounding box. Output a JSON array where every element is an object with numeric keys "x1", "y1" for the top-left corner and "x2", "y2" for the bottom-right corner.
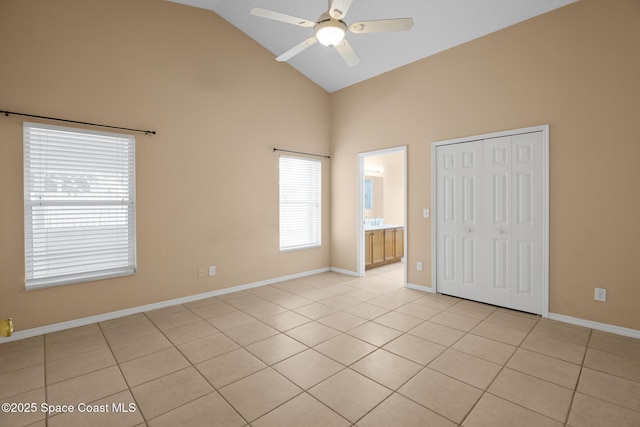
[
  {"x1": 273, "y1": 147, "x2": 330, "y2": 159},
  {"x1": 1, "y1": 109, "x2": 156, "y2": 135}
]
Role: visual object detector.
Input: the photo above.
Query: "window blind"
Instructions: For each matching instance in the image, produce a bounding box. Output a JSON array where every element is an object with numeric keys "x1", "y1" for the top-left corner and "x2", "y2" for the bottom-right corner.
[
  {"x1": 24, "y1": 122, "x2": 136, "y2": 289},
  {"x1": 279, "y1": 156, "x2": 321, "y2": 251}
]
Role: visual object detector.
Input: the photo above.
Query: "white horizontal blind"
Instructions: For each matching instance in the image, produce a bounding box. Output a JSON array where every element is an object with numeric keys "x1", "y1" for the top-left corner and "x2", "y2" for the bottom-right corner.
[
  {"x1": 24, "y1": 122, "x2": 136, "y2": 289},
  {"x1": 279, "y1": 156, "x2": 321, "y2": 251}
]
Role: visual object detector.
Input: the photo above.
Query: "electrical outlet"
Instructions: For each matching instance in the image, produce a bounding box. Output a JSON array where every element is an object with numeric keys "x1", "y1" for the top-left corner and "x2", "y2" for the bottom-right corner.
[
  {"x1": 198, "y1": 268, "x2": 206, "y2": 278},
  {"x1": 416, "y1": 261, "x2": 423, "y2": 271},
  {"x1": 209, "y1": 266, "x2": 216, "y2": 276},
  {"x1": 594, "y1": 287, "x2": 606, "y2": 302}
]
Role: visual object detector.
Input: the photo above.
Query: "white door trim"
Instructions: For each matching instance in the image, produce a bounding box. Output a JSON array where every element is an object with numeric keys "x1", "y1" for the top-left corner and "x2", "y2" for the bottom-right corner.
[
  {"x1": 431, "y1": 125, "x2": 549, "y2": 317},
  {"x1": 357, "y1": 146, "x2": 408, "y2": 286}
]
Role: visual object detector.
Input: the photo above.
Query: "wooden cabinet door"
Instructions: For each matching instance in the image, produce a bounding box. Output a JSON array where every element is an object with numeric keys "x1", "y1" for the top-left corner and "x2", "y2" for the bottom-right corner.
[
  {"x1": 365, "y1": 232, "x2": 372, "y2": 267},
  {"x1": 394, "y1": 228, "x2": 404, "y2": 259},
  {"x1": 371, "y1": 230, "x2": 385, "y2": 265},
  {"x1": 384, "y1": 229, "x2": 395, "y2": 262}
]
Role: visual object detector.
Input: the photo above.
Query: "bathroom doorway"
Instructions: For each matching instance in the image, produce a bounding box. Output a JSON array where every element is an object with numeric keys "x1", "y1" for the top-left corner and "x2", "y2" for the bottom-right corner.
[{"x1": 357, "y1": 147, "x2": 407, "y2": 286}]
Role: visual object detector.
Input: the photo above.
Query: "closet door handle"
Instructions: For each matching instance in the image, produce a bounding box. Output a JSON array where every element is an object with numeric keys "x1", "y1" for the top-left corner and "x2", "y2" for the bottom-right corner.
[
  {"x1": 498, "y1": 229, "x2": 505, "y2": 235},
  {"x1": 465, "y1": 228, "x2": 472, "y2": 233}
]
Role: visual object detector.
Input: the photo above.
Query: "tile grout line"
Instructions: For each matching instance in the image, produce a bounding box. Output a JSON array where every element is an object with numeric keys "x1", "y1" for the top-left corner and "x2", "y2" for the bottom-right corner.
[
  {"x1": 461, "y1": 314, "x2": 586, "y2": 426},
  {"x1": 217, "y1": 276, "x2": 407, "y2": 425},
  {"x1": 130, "y1": 306, "x2": 258, "y2": 423},
  {"x1": 97, "y1": 320, "x2": 147, "y2": 426},
  {"x1": 143, "y1": 308, "x2": 252, "y2": 426},
  {"x1": 108, "y1": 312, "x2": 212, "y2": 424},
  {"x1": 356, "y1": 299, "x2": 466, "y2": 424},
  {"x1": 42, "y1": 302, "x2": 482, "y2": 424},
  {"x1": 456, "y1": 315, "x2": 542, "y2": 426},
  {"x1": 563, "y1": 327, "x2": 594, "y2": 426},
  {"x1": 44, "y1": 335, "x2": 48, "y2": 427},
  {"x1": 420, "y1": 304, "x2": 495, "y2": 426},
  {"x1": 162, "y1": 294, "x2": 364, "y2": 424},
  {"x1": 214, "y1": 284, "x2": 355, "y2": 425},
  {"x1": 42, "y1": 325, "x2": 148, "y2": 425},
  {"x1": 232, "y1": 287, "x2": 510, "y2": 424},
  {"x1": 14, "y1": 266, "x2": 639, "y2": 426},
  {"x1": 381, "y1": 302, "x2": 498, "y2": 426},
  {"x1": 284, "y1": 296, "x2": 463, "y2": 425}
]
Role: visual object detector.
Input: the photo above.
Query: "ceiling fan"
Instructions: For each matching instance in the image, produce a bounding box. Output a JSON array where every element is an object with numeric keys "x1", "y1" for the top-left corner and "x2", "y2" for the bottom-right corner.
[{"x1": 250, "y1": 0, "x2": 414, "y2": 66}]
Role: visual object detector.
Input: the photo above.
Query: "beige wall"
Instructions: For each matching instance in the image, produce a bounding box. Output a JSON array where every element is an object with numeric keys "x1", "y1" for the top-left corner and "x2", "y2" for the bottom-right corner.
[
  {"x1": 331, "y1": 0, "x2": 640, "y2": 330},
  {"x1": 0, "y1": 0, "x2": 330, "y2": 330},
  {"x1": 379, "y1": 150, "x2": 404, "y2": 227}
]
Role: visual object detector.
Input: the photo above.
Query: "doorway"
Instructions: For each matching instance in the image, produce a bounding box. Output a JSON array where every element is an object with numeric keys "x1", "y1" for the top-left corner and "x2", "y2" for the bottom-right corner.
[{"x1": 357, "y1": 147, "x2": 407, "y2": 286}]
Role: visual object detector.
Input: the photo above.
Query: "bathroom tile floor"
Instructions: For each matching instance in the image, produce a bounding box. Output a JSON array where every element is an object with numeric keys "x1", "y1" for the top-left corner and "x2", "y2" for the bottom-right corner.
[{"x1": 1, "y1": 263, "x2": 639, "y2": 426}]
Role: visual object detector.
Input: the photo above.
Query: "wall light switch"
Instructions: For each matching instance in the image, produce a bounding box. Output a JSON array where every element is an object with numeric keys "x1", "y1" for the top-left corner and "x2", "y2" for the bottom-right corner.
[
  {"x1": 209, "y1": 266, "x2": 216, "y2": 276},
  {"x1": 423, "y1": 208, "x2": 430, "y2": 218}
]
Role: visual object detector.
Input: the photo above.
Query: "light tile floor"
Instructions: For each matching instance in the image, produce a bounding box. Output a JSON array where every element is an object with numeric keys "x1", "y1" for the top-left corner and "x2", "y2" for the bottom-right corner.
[{"x1": 1, "y1": 263, "x2": 640, "y2": 426}]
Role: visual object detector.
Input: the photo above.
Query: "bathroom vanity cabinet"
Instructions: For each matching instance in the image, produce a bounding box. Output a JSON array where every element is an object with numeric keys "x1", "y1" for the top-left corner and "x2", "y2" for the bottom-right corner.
[{"x1": 365, "y1": 226, "x2": 404, "y2": 269}]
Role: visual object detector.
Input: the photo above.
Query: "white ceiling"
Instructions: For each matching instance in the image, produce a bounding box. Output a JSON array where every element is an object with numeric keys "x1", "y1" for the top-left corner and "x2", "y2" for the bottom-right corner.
[{"x1": 167, "y1": 0, "x2": 576, "y2": 93}]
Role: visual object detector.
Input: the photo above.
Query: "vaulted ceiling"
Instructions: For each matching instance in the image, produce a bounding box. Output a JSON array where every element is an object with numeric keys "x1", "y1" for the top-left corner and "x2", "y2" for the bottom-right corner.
[{"x1": 168, "y1": 0, "x2": 576, "y2": 92}]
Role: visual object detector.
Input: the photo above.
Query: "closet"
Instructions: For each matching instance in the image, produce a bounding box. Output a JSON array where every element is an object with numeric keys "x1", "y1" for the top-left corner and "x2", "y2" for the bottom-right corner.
[{"x1": 434, "y1": 127, "x2": 547, "y2": 315}]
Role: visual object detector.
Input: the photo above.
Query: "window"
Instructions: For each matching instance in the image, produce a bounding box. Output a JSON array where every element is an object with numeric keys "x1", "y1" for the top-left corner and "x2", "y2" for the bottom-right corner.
[
  {"x1": 279, "y1": 156, "x2": 321, "y2": 251},
  {"x1": 23, "y1": 122, "x2": 136, "y2": 289}
]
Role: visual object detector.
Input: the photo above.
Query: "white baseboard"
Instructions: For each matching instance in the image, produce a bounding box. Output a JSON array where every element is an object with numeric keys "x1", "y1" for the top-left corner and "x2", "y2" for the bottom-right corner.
[
  {"x1": 6, "y1": 269, "x2": 639, "y2": 343},
  {"x1": 406, "y1": 286, "x2": 640, "y2": 339},
  {"x1": 548, "y1": 312, "x2": 640, "y2": 340},
  {"x1": 330, "y1": 266, "x2": 360, "y2": 277},
  {"x1": 1, "y1": 267, "x2": 331, "y2": 343},
  {"x1": 406, "y1": 282, "x2": 434, "y2": 293}
]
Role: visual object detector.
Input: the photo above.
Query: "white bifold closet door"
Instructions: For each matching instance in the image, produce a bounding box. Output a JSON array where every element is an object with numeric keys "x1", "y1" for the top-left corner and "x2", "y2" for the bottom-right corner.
[
  {"x1": 436, "y1": 131, "x2": 543, "y2": 314},
  {"x1": 436, "y1": 140, "x2": 484, "y2": 303}
]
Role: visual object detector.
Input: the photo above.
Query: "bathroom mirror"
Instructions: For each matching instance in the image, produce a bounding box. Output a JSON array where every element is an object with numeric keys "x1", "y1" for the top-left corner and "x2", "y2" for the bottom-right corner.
[{"x1": 364, "y1": 175, "x2": 383, "y2": 219}]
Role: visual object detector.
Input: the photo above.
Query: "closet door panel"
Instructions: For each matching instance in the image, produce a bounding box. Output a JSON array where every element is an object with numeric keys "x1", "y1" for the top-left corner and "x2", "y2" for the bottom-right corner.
[
  {"x1": 511, "y1": 132, "x2": 543, "y2": 313},
  {"x1": 482, "y1": 136, "x2": 512, "y2": 308},
  {"x1": 435, "y1": 129, "x2": 545, "y2": 315},
  {"x1": 436, "y1": 145, "x2": 460, "y2": 296},
  {"x1": 458, "y1": 141, "x2": 483, "y2": 301}
]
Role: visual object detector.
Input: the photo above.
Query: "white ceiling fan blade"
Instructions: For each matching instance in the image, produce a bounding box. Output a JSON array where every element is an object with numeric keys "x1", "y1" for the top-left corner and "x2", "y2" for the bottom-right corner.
[
  {"x1": 334, "y1": 39, "x2": 360, "y2": 67},
  {"x1": 329, "y1": 0, "x2": 354, "y2": 20},
  {"x1": 250, "y1": 8, "x2": 315, "y2": 28},
  {"x1": 276, "y1": 37, "x2": 318, "y2": 62},
  {"x1": 349, "y1": 18, "x2": 414, "y2": 34}
]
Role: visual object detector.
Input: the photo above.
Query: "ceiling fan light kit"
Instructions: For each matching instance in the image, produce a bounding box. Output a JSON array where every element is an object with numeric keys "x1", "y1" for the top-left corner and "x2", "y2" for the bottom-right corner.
[
  {"x1": 250, "y1": 0, "x2": 413, "y2": 67},
  {"x1": 315, "y1": 17, "x2": 347, "y2": 46}
]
